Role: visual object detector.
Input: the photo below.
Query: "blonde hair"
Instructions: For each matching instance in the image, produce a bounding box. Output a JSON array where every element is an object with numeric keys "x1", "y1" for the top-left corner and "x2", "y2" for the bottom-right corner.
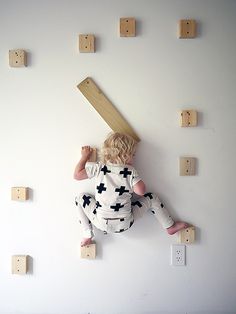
[{"x1": 101, "y1": 132, "x2": 137, "y2": 164}]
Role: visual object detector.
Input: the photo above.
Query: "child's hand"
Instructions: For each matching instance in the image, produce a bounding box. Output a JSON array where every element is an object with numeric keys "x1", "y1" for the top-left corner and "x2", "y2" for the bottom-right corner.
[
  {"x1": 74, "y1": 146, "x2": 92, "y2": 180},
  {"x1": 81, "y1": 146, "x2": 93, "y2": 161}
]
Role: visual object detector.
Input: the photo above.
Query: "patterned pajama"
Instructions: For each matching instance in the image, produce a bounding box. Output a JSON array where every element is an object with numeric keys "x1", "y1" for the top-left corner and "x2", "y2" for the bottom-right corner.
[
  {"x1": 75, "y1": 192, "x2": 174, "y2": 238},
  {"x1": 75, "y1": 162, "x2": 174, "y2": 238}
]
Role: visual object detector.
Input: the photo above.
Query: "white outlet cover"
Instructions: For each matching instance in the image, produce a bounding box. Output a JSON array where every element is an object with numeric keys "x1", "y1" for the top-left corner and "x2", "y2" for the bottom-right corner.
[{"x1": 171, "y1": 244, "x2": 186, "y2": 266}]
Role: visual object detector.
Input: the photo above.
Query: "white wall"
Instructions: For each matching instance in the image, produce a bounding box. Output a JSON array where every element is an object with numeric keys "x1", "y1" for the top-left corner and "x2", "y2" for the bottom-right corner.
[{"x1": 0, "y1": 0, "x2": 236, "y2": 313}]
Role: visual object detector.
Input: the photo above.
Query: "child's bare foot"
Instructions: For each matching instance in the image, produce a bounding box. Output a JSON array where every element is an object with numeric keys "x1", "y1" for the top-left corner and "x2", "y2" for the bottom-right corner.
[
  {"x1": 167, "y1": 221, "x2": 189, "y2": 235},
  {"x1": 81, "y1": 237, "x2": 93, "y2": 247}
]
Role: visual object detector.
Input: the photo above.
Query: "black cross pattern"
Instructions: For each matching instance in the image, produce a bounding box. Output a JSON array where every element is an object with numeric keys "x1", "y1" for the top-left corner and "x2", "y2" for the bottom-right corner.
[
  {"x1": 82, "y1": 195, "x2": 91, "y2": 208},
  {"x1": 144, "y1": 192, "x2": 153, "y2": 199},
  {"x1": 119, "y1": 167, "x2": 132, "y2": 178},
  {"x1": 110, "y1": 203, "x2": 124, "y2": 212},
  {"x1": 115, "y1": 186, "x2": 129, "y2": 196},
  {"x1": 96, "y1": 201, "x2": 102, "y2": 208},
  {"x1": 132, "y1": 201, "x2": 142, "y2": 208},
  {"x1": 115, "y1": 228, "x2": 126, "y2": 233},
  {"x1": 96, "y1": 183, "x2": 107, "y2": 194},
  {"x1": 101, "y1": 165, "x2": 111, "y2": 175}
]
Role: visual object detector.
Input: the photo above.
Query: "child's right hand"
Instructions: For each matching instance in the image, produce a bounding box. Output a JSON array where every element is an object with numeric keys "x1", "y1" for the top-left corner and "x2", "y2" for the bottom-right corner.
[{"x1": 81, "y1": 146, "x2": 93, "y2": 160}]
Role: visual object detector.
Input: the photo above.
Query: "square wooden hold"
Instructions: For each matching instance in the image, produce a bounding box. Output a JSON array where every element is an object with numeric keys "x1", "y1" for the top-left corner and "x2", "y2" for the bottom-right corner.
[
  {"x1": 180, "y1": 110, "x2": 197, "y2": 127},
  {"x1": 9, "y1": 49, "x2": 27, "y2": 67},
  {"x1": 79, "y1": 34, "x2": 95, "y2": 53},
  {"x1": 11, "y1": 187, "x2": 29, "y2": 201},
  {"x1": 179, "y1": 19, "x2": 197, "y2": 38},
  {"x1": 12, "y1": 255, "x2": 28, "y2": 274},
  {"x1": 179, "y1": 157, "x2": 196, "y2": 176},
  {"x1": 120, "y1": 18, "x2": 136, "y2": 37},
  {"x1": 81, "y1": 243, "x2": 96, "y2": 259},
  {"x1": 179, "y1": 226, "x2": 195, "y2": 244}
]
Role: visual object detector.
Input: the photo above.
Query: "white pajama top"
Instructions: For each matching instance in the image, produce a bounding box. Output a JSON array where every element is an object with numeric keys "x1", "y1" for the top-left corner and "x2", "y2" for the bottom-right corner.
[{"x1": 85, "y1": 162, "x2": 142, "y2": 218}]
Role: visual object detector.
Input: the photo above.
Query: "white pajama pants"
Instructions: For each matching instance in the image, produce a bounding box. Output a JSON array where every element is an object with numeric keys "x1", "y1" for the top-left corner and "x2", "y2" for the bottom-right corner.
[{"x1": 75, "y1": 192, "x2": 174, "y2": 238}]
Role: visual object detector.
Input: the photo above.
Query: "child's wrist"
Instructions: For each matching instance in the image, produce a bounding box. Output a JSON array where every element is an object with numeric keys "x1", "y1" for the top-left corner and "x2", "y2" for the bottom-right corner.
[{"x1": 80, "y1": 157, "x2": 89, "y2": 163}]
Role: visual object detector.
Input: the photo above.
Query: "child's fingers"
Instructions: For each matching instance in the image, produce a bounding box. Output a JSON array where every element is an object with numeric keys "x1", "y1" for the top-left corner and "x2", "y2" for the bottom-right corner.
[
  {"x1": 81, "y1": 146, "x2": 92, "y2": 156},
  {"x1": 82, "y1": 145, "x2": 91, "y2": 150}
]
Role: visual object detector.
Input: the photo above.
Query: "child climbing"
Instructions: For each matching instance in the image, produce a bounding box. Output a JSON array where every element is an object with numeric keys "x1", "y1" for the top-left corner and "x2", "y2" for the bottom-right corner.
[{"x1": 74, "y1": 132, "x2": 188, "y2": 246}]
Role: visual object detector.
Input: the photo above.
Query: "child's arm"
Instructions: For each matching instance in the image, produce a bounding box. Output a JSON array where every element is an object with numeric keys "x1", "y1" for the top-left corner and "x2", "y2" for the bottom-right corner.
[
  {"x1": 74, "y1": 146, "x2": 93, "y2": 181},
  {"x1": 133, "y1": 180, "x2": 146, "y2": 195}
]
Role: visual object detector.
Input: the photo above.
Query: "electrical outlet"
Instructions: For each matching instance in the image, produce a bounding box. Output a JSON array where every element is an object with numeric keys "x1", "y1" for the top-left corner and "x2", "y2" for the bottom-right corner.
[{"x1": 171, "y1": 244, "x2": 186, "y2": 266}]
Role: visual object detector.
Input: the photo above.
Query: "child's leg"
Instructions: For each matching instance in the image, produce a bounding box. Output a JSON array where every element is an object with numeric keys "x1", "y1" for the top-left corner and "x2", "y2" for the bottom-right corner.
[
  {"x1": 132, "y1": 193, "x2": 188, "y2": 234},
  {"x1": 75, "y1": 193, "x2": 97, "y2": 245}
]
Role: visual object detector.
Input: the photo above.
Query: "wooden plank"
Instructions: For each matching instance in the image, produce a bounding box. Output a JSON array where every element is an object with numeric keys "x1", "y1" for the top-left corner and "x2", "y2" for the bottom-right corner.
[{"x1": 77, "y1": 77, "x2": 140, "y2": 142}]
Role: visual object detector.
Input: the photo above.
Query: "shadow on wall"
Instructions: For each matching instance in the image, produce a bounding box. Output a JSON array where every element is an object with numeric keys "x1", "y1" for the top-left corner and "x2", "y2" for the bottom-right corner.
[
  {"x1": 135, "y1": 138, "x2": 171, "y2": 192},
  {"x1": 134, "y1": 138, "x2": 180, "y2": 216}
]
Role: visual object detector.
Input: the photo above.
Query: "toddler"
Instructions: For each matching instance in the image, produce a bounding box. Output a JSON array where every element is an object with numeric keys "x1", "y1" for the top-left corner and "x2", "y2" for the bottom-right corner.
[{"x1": 74, "y1": 132, "x2": 188, "y2": 246}]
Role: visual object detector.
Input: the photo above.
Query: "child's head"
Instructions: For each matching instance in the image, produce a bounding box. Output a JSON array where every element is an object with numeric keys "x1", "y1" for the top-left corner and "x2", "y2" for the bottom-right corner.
[{"x1": 101, "y1": 132, "x2": 137, "y2": 165}]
